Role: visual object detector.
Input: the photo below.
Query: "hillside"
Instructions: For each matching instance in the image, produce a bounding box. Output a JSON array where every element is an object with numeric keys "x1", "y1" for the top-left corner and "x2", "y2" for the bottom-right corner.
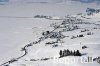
[{"x1": 0, "y1": 0, "x2": 100, "y2": 66}]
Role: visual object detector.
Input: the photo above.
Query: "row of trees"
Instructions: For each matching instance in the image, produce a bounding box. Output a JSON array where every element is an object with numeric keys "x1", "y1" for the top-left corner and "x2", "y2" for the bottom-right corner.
[{"x1": 59, "y1": 49, "x2": 81, "y2": 58}]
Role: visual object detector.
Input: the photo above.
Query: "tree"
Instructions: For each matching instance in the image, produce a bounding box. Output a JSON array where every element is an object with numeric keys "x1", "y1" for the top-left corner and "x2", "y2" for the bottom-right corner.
[
  {"x1": 66, "y1": 49, "x2": 70, "y2": 56},
  {"x1": 59, "y1": 50, "x2": 63, "y2": 57},
  {"x1": 63, "y1": 49, "x2": 67, "y2": 56},
  {"x1": 73, "y1": 50, "x2": 76, "y2": 56},
  {"x1": 76, "y1": 50, "x2": 81, "y2": 56},
  {"x1": 70, "y1": 50, "x2": 73, "y2": 56}
]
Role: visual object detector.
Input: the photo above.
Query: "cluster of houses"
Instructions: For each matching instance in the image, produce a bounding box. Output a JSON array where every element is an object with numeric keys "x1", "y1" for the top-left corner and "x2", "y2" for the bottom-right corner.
[
  {"x1": 86, "y1": 8, "x2": 100, "y2": 15},
  {"x1": 42, "y1": 31, "x2": 65, "y2": 39},
  {"x1": 34, "y1": 15, "x2": 61, "y2": 20},
  {"x1": 59, "y1": 49, "x2": 82, "y2": 58},
  {"x1": 42, "y1": 30, "x2": 65, "y2": 47},
  {"x1": 71, "y1": 34, "x2": 84, "y2": 39},
  {"x1": 34, "y1": 15, "x2": 48, "y2": 18},
  {"x1": 71, "y1": 32, "x2": 93, "y2": 39},
  {"x1": 81, "y1": 29, "x2": 89, "y2": 32},
  {"x1": 60, "y1": 16, "x2": 80, "y2": 31}
]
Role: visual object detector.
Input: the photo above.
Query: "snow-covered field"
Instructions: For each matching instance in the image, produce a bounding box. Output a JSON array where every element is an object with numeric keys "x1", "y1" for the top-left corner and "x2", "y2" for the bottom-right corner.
[{"x1": 0, "y1": 0, "x2": 100, "y2": 66}]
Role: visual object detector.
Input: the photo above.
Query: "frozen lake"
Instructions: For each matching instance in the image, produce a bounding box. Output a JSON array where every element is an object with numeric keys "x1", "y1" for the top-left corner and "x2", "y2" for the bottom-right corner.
[{"x1": 0, "y1": 18, "x2": 36, "y2": 63}]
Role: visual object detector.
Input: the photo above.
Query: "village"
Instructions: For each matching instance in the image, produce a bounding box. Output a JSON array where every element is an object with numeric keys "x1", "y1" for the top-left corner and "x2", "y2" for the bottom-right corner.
[
  {"x1": 1, "y1": 7, "x2": 100, "y2": 66},
  {"x1": 0, "y1": 4, "x2": 100, "y2": 66}
]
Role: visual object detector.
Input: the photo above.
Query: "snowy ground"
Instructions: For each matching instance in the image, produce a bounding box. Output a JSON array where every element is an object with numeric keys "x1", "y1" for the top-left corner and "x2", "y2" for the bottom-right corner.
[{"x1": 0, "y1": 0, "x2": 100, "y2": 66}]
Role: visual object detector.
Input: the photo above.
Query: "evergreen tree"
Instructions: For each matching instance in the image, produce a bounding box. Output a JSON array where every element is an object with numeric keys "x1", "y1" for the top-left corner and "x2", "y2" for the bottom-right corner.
[
  {"x1": 76, "y1": 50, "x2": 81, "y2": 56},
  {"x1": 63, "y1": 51, "x2": 65, "y2": 57},
  {"x1": 64, "y1": 49, "x2": 67, "y2": 56},
  {"x1": 63, "y1": 50, "x2": 65, "y2": 56},
  {"x1": 66, "y1": 49, "x2": 70, "y2": 56},
  {"x1": 74, "y1": 50, "x2": 76, "y2": 56},
  {"x1": 70, "y1": 50, "x2": 73, "y2": 56},
  {"x1": 59, "y1": 50, "x2": 63, "y2": 57}
]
